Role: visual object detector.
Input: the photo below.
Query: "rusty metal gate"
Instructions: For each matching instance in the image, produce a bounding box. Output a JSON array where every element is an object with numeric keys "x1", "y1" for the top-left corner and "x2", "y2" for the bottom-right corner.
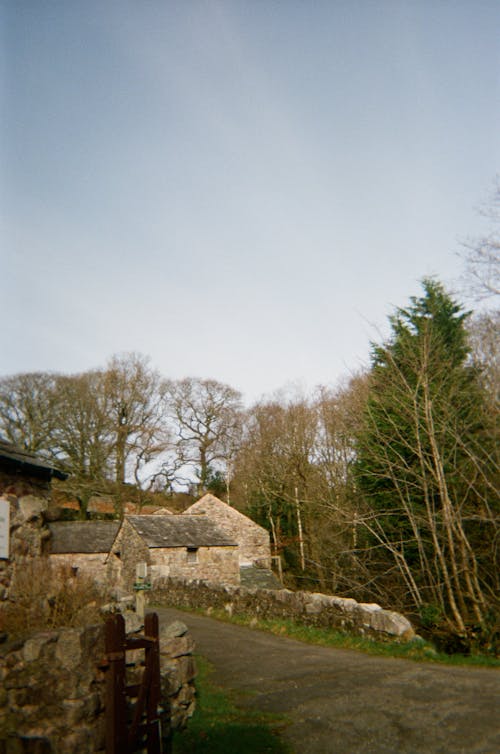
[{"x1": 104, "y1": 611, "x2": 165, "y2": 754}]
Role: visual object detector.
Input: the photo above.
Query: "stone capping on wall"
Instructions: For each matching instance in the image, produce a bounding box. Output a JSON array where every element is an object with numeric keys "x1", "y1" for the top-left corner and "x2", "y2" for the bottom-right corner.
[
  {"x1": 152, "y1": 578, "x2": 415, "y2": 641},
  {"x1": 0, "y1": 616, "x2": 196, "y2": 752}
]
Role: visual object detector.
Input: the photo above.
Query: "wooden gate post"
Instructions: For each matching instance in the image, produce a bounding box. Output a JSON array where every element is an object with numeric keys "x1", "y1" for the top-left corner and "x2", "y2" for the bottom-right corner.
[
  {"x1": 105, "y1": 613, "x2": 127, "y2": 754},
  {"x1": 145, "y1": 612, "x2": 161, "y2": 754},
  {"x1": 105, "y1": 611, "x2": 164, "y2": 754}
]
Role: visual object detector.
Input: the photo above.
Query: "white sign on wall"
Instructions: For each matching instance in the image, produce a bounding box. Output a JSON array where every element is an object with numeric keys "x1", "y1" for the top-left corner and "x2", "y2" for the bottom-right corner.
[{"x1": 0, "y1": 498, "x2": 10, "y2": 560}]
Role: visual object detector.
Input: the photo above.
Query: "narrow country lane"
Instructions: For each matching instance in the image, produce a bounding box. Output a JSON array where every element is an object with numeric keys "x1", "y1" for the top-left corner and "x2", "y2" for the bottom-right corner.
[{"x1": 156, "y1": 607, "x2": 500, "y2": 754}]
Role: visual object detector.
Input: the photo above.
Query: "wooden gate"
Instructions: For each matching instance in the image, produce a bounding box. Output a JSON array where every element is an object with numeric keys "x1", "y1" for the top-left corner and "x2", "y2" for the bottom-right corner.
[{"x1": 104, "y1": 611, "x2": 165, "y2": 754}]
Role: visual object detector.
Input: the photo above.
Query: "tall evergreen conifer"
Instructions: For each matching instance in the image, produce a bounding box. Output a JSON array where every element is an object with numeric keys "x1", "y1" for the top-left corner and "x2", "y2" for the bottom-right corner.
[{"x1": 355, "y1": 279, "x2": 497, "y2": 633}]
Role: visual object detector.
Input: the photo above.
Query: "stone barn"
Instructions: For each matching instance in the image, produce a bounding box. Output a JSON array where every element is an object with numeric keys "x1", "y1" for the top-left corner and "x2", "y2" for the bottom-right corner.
[
  {"x1": 108, "y1": 515, "x2": 239, "y2": 591},
  {"x1": 47, "y1": 520, "x2": 120, "y2": 585},
  {"x1": 183, "y1": 494, "x2": 271, "y2": 568}
]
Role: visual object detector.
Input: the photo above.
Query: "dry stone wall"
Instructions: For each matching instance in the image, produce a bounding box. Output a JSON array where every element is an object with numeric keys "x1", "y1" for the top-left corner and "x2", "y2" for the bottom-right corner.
[
  {"x1": 0, "y1": 623, "x2": 106, "y2": 753},
  {"x1": 158, "y1": 619, "x2": 197, "y2": 732},
  {"x1": 0, "y1": 617, "x2": 196, "y2": 753},
  {"x1": 153, "y1": 578, "x2": 415, "y2": 641}
]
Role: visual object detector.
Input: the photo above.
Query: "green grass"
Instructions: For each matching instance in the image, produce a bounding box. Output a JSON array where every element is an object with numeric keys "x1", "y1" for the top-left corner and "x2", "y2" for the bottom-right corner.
[
  {"x1": 180, "y1": 607, "x2": 500, "y2": 668},
  {"x1": 172, "y1": 656, "x2": 292, "y2": 754}
]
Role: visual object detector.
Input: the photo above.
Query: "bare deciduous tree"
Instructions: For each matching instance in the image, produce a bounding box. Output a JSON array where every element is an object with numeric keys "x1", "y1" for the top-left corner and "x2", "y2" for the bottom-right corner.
[
  {"x1": 0, "y1": 372, "x2": 58, "y2": 455},
  {"x1": 164, "y1": 377, "x2": 242, "y2": 495},
  {"x1": 461, "y1": 179, "x2": 500, "y2": 301},
  {"x1": 52, "y1": 370, "x2": 112, "y2": 479},
  {"x1": 103, "y1": 353, "x2": 170, "y2": 486},
  {"x1": 468, "y1": 310, "x2": 500, "y2": 406}
]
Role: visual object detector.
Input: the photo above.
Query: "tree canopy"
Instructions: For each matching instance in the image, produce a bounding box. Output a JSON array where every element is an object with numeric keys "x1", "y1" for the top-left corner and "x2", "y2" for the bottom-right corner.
[
  {"x1": 354, "y1": 279, "x2": 498, "y2": 631},
  {"x1": 0, "y1": 278, "x2": 497, "y2": 643}
]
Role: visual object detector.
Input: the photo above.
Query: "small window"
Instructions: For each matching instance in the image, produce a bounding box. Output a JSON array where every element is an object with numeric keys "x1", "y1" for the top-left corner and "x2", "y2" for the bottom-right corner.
[{"x1": 186, "y1": 547, "x2": 198, "y2": 564}]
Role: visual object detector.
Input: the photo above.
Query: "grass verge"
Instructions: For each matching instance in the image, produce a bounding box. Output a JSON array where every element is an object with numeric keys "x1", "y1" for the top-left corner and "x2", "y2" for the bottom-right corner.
[
  {"x1": 175, "y1": 607, "x2": 500, "y2": 668},
  {"x1": 172, "y1": 656, "x2": 292, "y2": 754}
]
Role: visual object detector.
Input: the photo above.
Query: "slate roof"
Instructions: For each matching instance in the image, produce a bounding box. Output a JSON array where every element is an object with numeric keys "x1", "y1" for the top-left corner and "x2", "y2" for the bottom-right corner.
[
  {"x1": 49, "y1": 521, "x2": 120, "y2": 554},
  {"x1": 126, "y1": 515, "x2": 237, "y2": 548},
  {"x1": 0, "y1": 439, "x2": 68, "y2": 480},
  {"x1": 240, "y1": 564, "x2": 282, "y2": 590}
]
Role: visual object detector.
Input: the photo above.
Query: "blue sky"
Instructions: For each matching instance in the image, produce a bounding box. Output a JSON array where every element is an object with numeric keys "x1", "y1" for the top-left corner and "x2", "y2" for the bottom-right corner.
[{"x1": 2, "y1": 1, "x2": 499, "y2": 404}]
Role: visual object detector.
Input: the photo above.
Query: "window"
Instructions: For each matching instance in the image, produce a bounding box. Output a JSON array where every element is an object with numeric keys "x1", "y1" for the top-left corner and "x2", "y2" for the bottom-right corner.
[{"x1": 186, "y1": 547, "x2": 198, "y2": 564}]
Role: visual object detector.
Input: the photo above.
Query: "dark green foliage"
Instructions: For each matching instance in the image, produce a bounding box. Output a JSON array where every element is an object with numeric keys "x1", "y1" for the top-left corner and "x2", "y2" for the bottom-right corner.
[
  {"x1": 354, "y1": 279, "x2": 498, "y2": 631},
  {"x1": 204, "y1": 468, "x2": 227, "y2": 499}
]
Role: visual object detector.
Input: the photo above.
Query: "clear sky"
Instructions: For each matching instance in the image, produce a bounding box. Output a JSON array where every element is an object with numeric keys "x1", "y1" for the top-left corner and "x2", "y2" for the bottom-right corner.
[{"x1": 2, "y1": 1, "x2": 499, "y2": 405}]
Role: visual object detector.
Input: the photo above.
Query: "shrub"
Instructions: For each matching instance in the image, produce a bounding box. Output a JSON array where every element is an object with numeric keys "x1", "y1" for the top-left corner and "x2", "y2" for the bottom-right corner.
[{"x1": 0, "y1": 558, "x2": 106, "y2": 639}]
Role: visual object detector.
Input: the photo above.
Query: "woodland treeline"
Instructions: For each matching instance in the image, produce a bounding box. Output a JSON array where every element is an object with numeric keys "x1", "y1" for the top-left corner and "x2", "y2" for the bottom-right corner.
[
  {"x1": 1, "y1": 189, "x2": 499, "y2": 639},
  {"x1": 1, "y1": 279, "x2": 498, "y2": 637}
]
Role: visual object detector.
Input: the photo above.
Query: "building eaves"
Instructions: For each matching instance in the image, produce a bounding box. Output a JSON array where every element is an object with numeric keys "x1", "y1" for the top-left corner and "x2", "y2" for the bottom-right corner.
[{"x1": 0, "y1": 439, "x2": 68, "y2": 481}]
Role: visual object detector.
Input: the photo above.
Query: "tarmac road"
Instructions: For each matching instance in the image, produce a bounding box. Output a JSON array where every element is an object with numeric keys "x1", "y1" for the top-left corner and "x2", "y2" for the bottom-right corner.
[{"x1": 156, "y1": 607, "x2": 500, "y2": 754}]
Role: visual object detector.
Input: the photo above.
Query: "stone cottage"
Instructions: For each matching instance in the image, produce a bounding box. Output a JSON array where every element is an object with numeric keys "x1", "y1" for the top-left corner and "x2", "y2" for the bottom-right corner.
[
  {"x1": 47, "y1": 520, "x2": 120, "y2": 584},
  {"x1": 0, "y1": 439, "x2": 67, "y2": 600},
  {"x1": 183, "y1": 494, "x2": 271, "y2": 568},
  {"x1": 108, "y1": 515, "x2": 239, "y2": 591}
]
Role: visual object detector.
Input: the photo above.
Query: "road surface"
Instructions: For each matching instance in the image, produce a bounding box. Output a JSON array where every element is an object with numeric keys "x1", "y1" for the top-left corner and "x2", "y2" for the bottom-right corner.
[{"x1": 156, "y1": 607, "x2": 500, "y2": 754}]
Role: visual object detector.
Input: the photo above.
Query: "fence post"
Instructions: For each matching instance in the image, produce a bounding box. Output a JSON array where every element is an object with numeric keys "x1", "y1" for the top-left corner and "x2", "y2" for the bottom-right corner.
[
  {"x1": 105, "y1": 613, "x2": 127, "y2": 754},
  {"x1": 145, "y1": 612, "x2": 161, "y2": 754}
]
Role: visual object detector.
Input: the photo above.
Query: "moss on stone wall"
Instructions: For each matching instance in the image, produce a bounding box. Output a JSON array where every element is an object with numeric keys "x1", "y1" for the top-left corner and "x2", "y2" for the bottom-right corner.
[{"x1": 152, "y1": 578, "x2": 415, "y2": 642}]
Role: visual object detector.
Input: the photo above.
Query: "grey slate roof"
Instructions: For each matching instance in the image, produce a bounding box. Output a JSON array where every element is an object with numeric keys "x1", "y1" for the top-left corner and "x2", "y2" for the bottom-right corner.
[
  {"x1": 127, "y1": 515, "x2": 237, "y2": 548},
  {"x1": 0, "y1": 439, "x2": 68, "y2": 480},
  {"x1": 49, "y1": 521, "x2": 120, "y2": 554},
  {"x1": 240, "y1": 564, "x2": 282, "y2": 590}
]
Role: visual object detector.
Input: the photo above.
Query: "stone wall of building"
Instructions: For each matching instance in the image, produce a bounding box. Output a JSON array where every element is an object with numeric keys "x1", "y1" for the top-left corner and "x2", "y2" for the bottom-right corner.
[
  {"x1": 0, "y1": 473, "x2": 52, "y2": 602},
  {"x1": 186, "y1": 495, "x2": 271, "y2": 567},
  {"x1": 152, "y1": 578, "x2": 415, "y2": 642},
  {"x1": 49, "y1": 553, "x2": 110, "y2": 586},
  {"x1": 0, "y1": 617, "x2": 196, "y2": 753},
  {"x1": 0, "y1": 470, "x2": 51, "y2": 502},
  {"x1": 150, "y1": 545, "x2": 240, "y2": 587},
  {"x1": 108, "y1": 520, "x2": 150, "y2": 592}
]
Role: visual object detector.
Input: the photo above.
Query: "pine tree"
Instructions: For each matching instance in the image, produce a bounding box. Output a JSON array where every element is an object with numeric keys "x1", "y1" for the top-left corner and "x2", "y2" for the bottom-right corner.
[{"x1": 355, "y1": 279, "x2": 498, "y2": 633}]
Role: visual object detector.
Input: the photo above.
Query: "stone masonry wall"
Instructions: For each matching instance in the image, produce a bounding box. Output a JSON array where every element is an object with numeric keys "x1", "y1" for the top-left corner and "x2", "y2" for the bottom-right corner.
[
  {"x1": 153, "y1": 578, "x2": 415, "y2": 642},
  {"x1": 108, "y1": 520, "x2": 151, "y2": 592},
  {"x1": 150, "y1": 545, "x2": 240, "y2": 587},
  {"x1": 0, "y1": 623, "x2": 106, "y2": 752},
  {"x1": 0, "y1": 472, "x2": 51, "y2": 602},
  {"x1": 0, "y1": 470, "x2": 51, "y2": 501},
  {"x1": 49, "y1": 553, "x2": 110, "y2": 586},
  {"x1": 0, "y1": 617, "x2": 196, "y2": 753},
  {"x1": 109, "y1": 520, "x2": 240, "y2": 591}
]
